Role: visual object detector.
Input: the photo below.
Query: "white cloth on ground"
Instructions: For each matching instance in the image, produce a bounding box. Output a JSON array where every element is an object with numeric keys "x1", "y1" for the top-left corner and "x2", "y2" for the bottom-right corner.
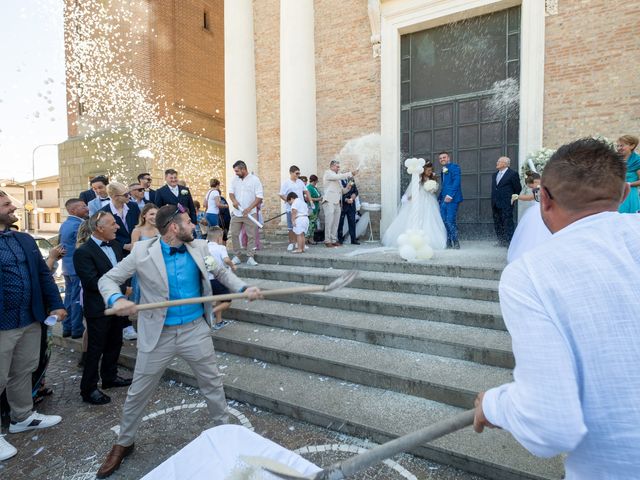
[
  {"x1": 507, "y1": 202, "x2": 553, "y2": 263},
  {"x1": 141, "y1": 424, "x2": 321, "y2": 480},
  {"x1": 483, "y1": 212, "x2": 640, "y2": 479},
  {"x1": 382, "y1": 174, "x2": 447, "y2": 250}
]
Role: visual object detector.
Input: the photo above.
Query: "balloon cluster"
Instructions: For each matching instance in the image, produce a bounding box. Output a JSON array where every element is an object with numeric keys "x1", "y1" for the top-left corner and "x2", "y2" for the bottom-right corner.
[
  {"x1": 404, "y1": 157, "x2": 425, "y2": 175},
  {"x1": 397, "y1": 229, "x2": 434, "y2": 262}
]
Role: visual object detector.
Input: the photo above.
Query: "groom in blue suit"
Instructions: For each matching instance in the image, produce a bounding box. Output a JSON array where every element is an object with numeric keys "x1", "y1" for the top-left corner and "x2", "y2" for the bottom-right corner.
[{"x1": 438, "y1": 152, "x2": 463, "y2": 249}]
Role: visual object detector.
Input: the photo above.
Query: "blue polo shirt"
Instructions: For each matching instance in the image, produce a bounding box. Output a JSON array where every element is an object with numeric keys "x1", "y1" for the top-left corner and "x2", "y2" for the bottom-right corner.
[{"x1": 160, "y1": 240, "x2": 204, "y2": 326}]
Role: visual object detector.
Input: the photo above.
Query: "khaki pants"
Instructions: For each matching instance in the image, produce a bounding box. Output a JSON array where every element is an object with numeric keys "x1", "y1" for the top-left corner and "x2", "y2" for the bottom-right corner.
[
  {"x1": 116, "y1": 319, "x2": 228, "y2": 446},
  {"x1": 229, "y1": 215, "x2": 257, "y2": 258},
  {"x1": 0, "y1": 321, "x2": 41, "y2": 422},
  {"x1": 322, "y1": 202, "x2": 341, "y2": 244}
]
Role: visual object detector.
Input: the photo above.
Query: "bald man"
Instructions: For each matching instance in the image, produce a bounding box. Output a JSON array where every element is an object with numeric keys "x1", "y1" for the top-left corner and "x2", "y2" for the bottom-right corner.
[{"x1": 491, "y1": 156, "x2": 521, "y2": 247}]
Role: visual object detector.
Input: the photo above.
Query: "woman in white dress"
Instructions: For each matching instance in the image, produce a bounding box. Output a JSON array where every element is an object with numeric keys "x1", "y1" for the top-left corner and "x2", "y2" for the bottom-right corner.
[{"x1": 382, "y1": 162, "x2": 447, "y2": 249}]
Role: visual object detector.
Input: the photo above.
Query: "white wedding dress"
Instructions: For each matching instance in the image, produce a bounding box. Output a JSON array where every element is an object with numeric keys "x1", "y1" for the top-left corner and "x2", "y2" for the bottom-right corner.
[{"x1": 382, "y1": 174, "x2": 447, "y2": 250}]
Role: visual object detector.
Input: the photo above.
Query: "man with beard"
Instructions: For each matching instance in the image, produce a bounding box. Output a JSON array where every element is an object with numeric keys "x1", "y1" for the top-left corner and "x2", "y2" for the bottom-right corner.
[
  {"x1": 0, "y1": 190, "x2": 66, "y2": 461},
  {"x1": 94, "y1": 204, "x2": 263, "y2": 478},
  {"x1": 227, "y1": 160, "x2": 263, "y2": 266}
]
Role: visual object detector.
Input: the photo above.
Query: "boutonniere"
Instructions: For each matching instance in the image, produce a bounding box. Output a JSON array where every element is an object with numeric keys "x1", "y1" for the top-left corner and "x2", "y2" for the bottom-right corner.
[
  {"x1": 442, "y1": 167, "x2": 449, "y2": 174},
  {"x1": 180, "y1": 189, "x2": 189, "y2": 196},
  {"x1": 204, "y1": 255, "x2": 217, "y2": 272}
]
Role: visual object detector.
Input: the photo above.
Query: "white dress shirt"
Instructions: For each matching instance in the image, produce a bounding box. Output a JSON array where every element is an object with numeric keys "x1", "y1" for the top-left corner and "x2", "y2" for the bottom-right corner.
[
  {"x1": 496, "y1": 168, "x2": 506, "y2": 184},
  {"x1": 228, "y1": 173, "x2": 264, "y2": 217},
  {"x1": 483, "y1": 212, "x2": 640, "y2": 479}
]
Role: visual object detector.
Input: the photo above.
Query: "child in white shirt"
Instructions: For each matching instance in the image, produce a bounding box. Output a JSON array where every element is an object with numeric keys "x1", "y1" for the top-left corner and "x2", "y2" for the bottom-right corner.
[
  {"x1": 279, "y1": 165, "x2": 310, "y2": 251},
  {"x1": 206, "y1": 227, "x2": 237, "y2": 330},
  {"x1": 286, "y1": 192, "x2": 309, "y2": 253}
]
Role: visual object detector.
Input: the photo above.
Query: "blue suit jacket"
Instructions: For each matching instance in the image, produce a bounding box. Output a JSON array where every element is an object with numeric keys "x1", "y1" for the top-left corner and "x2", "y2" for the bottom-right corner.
[
  {"x1": 154, "y1": 185, "x2": 197, "y2": 223},
  {"x1": 439, "y1": 163, "x2": 463, "y2": 204},
  {"x1": 59, "y1": 215, "x2": 84, "y2": 276},
  {"x1": 100, "y1": 202, "x2": 140, "y2": 248},
  {"x1": 0, "y1": 232, "x2": 64, "y2": 324}
]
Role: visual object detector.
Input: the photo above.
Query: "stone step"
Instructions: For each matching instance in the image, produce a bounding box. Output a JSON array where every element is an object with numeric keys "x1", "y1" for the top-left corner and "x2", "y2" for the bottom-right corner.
[
  {"x1": 239, "y1": 277, "x2": 506, "y2": 330},
  {"x1": 253, "y1": 250, "x2": 505, "y2": 281},
  {"x1": 236, "y1": 264, "x2": 500, "y2": 302},
  {"x1": 212, "y1": 320, "x2": 512, "y2": 409},
  {"x1": 225, "y1": 300, "x2": 514, "y2": 368},
  {"x1": 52, "y1": 332, "x2": 562, "y2": 480}
]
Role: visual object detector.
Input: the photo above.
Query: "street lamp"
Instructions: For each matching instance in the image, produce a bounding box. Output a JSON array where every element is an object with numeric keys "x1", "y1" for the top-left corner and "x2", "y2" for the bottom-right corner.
[{"x1": 32, "y1": 143, "x2": 58, "y2": 234}]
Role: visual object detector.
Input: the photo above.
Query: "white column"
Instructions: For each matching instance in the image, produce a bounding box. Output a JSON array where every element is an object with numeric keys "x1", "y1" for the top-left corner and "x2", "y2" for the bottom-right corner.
[
  {"x1": 224, "y1": 0, "x2": 258, "y2": 187},
  {"x1": 280, "y1": 0, "x2": 317, "y2": 182}
]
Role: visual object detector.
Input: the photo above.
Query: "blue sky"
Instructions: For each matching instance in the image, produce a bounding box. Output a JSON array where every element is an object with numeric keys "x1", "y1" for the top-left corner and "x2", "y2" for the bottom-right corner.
[{"x1": 0, "y1": 0, "x2": 66, "y2": 182}]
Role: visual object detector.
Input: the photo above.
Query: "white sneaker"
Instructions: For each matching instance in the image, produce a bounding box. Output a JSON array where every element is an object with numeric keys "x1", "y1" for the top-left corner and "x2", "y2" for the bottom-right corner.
[
  {"x1": 0, "y1": 435, "x2": 17, "y2": 461},
  {"x1": 231, "y1": 256, "x2": 241, "y2": 265},
  {"x1": 123, "y1": 325, "x2": 137, "y2": 341},
  {"x1": 246, "y1": 257, "x2": 258, "y2": 266},
  {"x1": 9, "y1": 411, "x2": 62, "y2": 434},
  {"x1": 304, "y1": 245, "x2": 309, "y2": 251},
  {"x1": 287, "y1": 243, "x2": 294, "y2": 251}
]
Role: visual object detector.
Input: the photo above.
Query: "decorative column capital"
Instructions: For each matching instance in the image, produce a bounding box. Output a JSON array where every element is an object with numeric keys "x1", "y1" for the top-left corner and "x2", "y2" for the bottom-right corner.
[
  {"x1": 368, "y1": 0, "x2": 381, "y2": 58},
  {"x1": 545, "y1": 0, "x2": 559, "y2": 16}
]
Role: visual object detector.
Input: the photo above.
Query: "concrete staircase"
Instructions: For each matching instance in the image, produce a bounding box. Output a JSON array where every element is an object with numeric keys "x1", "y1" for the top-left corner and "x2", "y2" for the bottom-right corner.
[
  {"x1": 213, "y1": 248, "x2": 564, "y2": 479},
  {"x1": 53, "y1": 244, "x2": 564, "y2": 479}
]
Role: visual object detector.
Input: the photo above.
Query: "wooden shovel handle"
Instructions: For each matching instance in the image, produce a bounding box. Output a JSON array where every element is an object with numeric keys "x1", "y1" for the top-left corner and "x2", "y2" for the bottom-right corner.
[{"x1": 103, "y1": 284, "x2": 324, "y2": 316}]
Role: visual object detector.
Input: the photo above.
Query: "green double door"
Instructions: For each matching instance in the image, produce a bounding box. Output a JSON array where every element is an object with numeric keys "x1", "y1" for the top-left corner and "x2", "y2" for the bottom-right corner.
[{"x1": 400, "y1": 6, "x2": 521, "y2": 238}]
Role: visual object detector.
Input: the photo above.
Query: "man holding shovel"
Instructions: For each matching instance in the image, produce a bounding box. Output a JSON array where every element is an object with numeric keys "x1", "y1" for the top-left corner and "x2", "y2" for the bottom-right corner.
[
  {"x1": 94, "y1": 204, "x2": 262, "y2": 478},
  {"x1": 474, "y1": 138, "x2": 640, "y2": 478}
]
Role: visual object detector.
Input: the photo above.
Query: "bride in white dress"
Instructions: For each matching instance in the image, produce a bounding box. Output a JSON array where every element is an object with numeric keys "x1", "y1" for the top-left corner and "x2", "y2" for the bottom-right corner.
[{"x1": 382, "y1": 162, "x2": 447, "y2": 250}]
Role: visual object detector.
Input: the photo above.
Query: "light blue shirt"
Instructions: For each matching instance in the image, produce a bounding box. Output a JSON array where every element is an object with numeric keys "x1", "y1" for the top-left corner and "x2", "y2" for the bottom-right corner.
[{"x1": 160, "y1": 239, "x2": 204, "y2": 326}]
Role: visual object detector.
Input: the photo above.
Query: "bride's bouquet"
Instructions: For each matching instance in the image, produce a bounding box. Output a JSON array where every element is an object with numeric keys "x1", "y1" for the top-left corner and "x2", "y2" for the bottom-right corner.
[{"x1": 423, "y1": 179, "x2": 438, "y2": 194}]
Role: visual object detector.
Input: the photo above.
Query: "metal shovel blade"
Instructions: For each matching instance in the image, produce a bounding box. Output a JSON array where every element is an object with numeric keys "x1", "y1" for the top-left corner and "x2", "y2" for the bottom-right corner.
[
  {"x1": 256, "y1": 409, "x2": 475, "y2": 480},
  {"x1": 239, "y1": 455, "x2": 315, "y2": 479}
]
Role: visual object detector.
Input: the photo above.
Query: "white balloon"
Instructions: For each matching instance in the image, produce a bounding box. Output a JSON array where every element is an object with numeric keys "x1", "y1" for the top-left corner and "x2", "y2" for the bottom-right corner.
[
  {"x1": 399, "y1": 244, "x2": 417, "y2": 261},
  {"x1": 416, "y1": 245, "x2": 434, "y2": 260},
  {"x1": 408, "y1": 232, "x2": 424, "y2": 250},
  {"x1": 397, "y1": 233, "x2": 409, "y2": 246}
]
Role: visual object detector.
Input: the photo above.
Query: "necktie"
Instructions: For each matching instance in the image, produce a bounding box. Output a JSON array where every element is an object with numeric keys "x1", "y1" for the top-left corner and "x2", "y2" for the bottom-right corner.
[
  {"x1": 169, "y1": 244, "x2": 187, "y2": 255},
  {"x1": 100, "y1": 241, "x2": 112, "y2": 247}
]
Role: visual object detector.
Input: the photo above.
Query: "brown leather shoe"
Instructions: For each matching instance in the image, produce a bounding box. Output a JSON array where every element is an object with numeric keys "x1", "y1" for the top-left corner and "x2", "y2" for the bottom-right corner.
[{"x1": 96, "y1": 444, "x2": 134, "y2": 478}]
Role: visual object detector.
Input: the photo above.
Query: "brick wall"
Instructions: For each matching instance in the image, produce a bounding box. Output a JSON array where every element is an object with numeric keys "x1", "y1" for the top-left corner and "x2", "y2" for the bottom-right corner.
[
  {"x1": 543, "y1": 0, "x2": 640, "y2": 149},
  {"x1": 314, "y1": 0, "x2": 380, "y2": 209},
  {"x1": 253, "y1": 0, "x2": 281, "y2": 225}
]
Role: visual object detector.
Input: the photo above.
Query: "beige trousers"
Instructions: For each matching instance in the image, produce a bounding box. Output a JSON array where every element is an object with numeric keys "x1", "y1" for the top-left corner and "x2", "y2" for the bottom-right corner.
[
  {"x1": 322, "y1": 202, "x2": 341, "y2": 244},
  {"x1": 229, "y1": 215, "x2": 257, "y2": 258},
  {"x1": 116, "y1": 319, "x2": 228, "y2": 446},
  {"x1": 0, "y1": 321, "x2": 41, "y2": 422}
]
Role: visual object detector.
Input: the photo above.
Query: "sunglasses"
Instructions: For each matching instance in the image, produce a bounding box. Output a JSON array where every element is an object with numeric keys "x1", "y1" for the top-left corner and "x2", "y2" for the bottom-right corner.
[
  {"x1": 131, "y1": 188, "x2": 145, "y2": 192},
  {"x1": 160, "y1": 203, "x2": 187, "y2": 228},
  {"x1": 533, "y1": 186, "x2": 554, "y2": 203}
]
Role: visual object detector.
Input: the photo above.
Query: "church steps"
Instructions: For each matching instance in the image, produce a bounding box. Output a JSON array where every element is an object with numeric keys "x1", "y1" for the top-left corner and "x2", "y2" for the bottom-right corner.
[
  {"x1": 212, "y1": 320, "x2": 512, "y2": 409},
  {"x1": 252, "y1": 250, "x2": 505, "y2": 281},
  {"x1": 225, "y1": 300, "x2": 514, "y2": 368},
  {"x1": 236, "y1": 264, "x2": 500, "y2": 302},
  {"x1": 236, "y1": 277, "x2": 506, "y2": 331},
  {"x1": 56, "y1": 335, "x2": 559, "y2": 480}
]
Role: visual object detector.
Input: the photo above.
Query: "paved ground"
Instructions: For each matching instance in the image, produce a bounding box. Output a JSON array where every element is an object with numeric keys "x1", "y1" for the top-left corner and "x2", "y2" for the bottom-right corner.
[{"x1": 1, "y1": 346, "x2": 482, "y2": 480}]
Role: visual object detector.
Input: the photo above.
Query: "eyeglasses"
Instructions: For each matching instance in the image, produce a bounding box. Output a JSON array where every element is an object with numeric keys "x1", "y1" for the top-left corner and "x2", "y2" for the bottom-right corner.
[
  {"x1": 142, "y1": 177, "x2": 152, "y2": 181},
  {"x1": 131, "y1": 188, "x2": 145, "y2": 193},
  {"x1": 160, "y1": 203, "x2": 187, "y2": 228},
  {"x1": 533, "y1": 186, "x2": 553, "y2": 203},
  {"x1": 294, "y1": 172, "x2": 300, "y2": 176}
]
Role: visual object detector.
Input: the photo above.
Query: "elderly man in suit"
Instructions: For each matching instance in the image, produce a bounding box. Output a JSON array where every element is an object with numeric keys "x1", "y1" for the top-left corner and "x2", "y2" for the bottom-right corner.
[
  {"x1": 74, "y1": 212, "x2": 132, "y2": 406},
  {"x1": 153, "y1": 168, "x2": 197, "y2": 223},
  {"x1": 491, "y1": 156, "x2": 522, "y2": 247},
  {"x1": 322, "y1": 160, "x2": 358, "y2": 247},
  {"x1": 0, "y1": 190, "x2": 66, "y2": 461},
  {"x1": 94, "y1": 204, "x2": 262, "y2": 478}
]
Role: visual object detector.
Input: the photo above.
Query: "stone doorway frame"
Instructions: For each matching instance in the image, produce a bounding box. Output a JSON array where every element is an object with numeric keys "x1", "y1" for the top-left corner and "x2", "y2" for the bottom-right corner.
[{"x1": 379, "y1": 0, "x2": 545, "y2": 232}]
